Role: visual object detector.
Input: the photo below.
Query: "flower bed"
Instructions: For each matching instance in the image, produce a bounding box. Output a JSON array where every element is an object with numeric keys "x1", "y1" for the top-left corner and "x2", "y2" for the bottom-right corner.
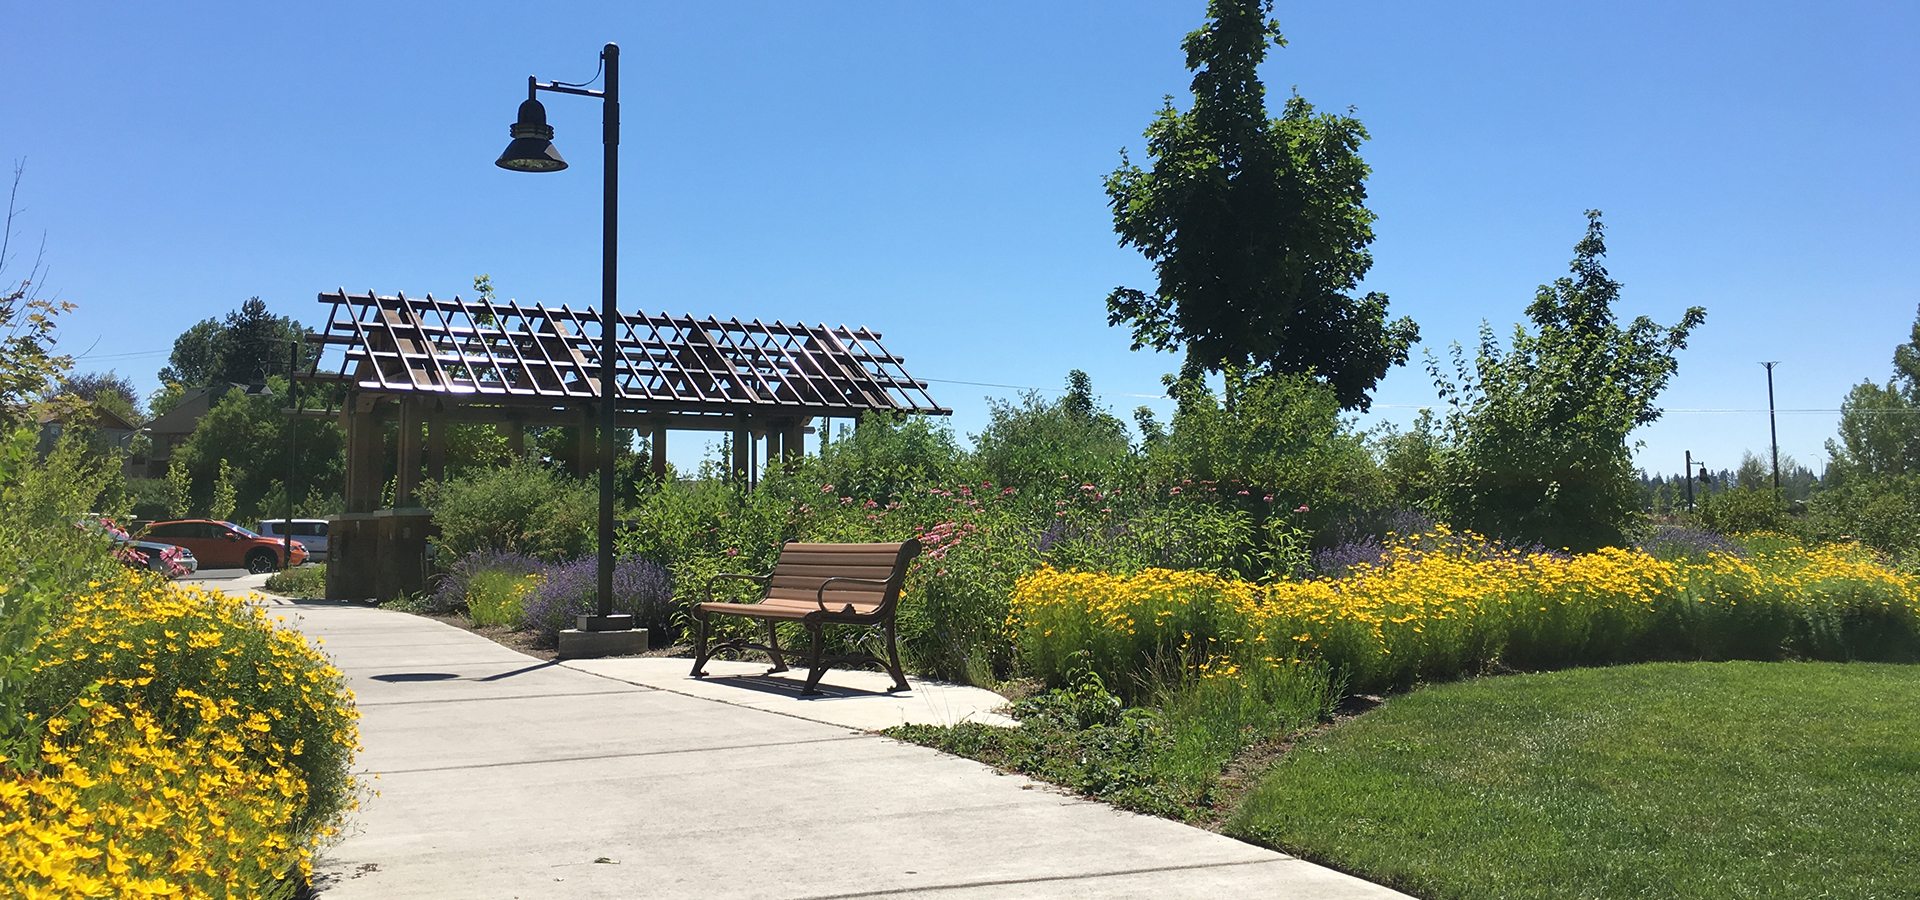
[{"x1": 1011, "y1": 530, "x2": 1920, "y2": 694}]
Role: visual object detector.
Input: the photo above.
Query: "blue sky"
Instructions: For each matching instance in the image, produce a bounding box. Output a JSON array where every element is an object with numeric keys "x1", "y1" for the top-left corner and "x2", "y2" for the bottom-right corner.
[{"x1": 5, "y1": 1, "x2": 1917, "y2": 477}]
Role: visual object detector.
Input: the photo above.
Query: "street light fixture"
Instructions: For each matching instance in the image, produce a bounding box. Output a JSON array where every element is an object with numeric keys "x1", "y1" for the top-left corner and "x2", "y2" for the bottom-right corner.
[{"x1": 497, "y1": 44, "x2": 629, "y2": 633}]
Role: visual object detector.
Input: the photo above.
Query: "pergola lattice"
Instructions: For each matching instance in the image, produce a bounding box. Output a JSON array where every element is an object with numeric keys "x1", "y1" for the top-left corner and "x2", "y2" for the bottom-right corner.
[
  {"x1": 295, "y1": 289, "x2": 947, "y2": 527},
  {"x1": 301, "y1": 289, "x2": 948, "y2": 420}
]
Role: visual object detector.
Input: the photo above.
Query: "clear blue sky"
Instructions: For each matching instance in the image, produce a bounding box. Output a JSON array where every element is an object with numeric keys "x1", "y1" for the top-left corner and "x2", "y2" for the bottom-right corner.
[{"x1": 6, "y1": 1, "x2": 1917, "y2": 477}]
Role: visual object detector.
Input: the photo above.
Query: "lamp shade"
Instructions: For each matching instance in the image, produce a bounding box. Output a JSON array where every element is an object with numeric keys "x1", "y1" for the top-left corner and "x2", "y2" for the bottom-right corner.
[{"x1": 496, "y1": 98, "x2": 567, "y2": 172}]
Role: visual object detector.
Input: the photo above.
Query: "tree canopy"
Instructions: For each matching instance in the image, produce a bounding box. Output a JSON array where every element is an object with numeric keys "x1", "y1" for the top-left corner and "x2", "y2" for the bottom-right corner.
[
  {"x1": 1103, "y1": 0, "x2": 1417, "y2": 410},
  {"x1": 158, "y1": 297, "x2": 310, "y2": 391}
]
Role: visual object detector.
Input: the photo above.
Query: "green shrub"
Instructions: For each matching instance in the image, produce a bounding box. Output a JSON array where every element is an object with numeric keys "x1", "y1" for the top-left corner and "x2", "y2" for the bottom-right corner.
[
  {"x1": 422, "y1": 458, "x2": 596, "y2": 560},
  {"x1": 264, "y1": 563, "x2": 327, "y2": 599},
  {"x1": 971, "y1": 370, "x2": 1137, "y2": 501}
]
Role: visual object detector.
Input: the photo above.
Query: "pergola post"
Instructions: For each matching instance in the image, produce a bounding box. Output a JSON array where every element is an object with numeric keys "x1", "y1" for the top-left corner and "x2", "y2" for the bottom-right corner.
[
  {"x1": 577, "y1": 403, "x2": 597, "y2": 479},
  {"x1": 426, "y1": 407, "x2": 447, "y2": 483},
  {"x1": 503, "y1": 418, "x2": 525, "y2": 461},
  {"x1": 395, "y1": 398, "x2": 423, "y2": 507},
  {"x1": 650, "y1": 418, "x2": 668, "y2": 480},
  {"x1": 731, "y1": 425, "x2": 750, "y2": 484}
]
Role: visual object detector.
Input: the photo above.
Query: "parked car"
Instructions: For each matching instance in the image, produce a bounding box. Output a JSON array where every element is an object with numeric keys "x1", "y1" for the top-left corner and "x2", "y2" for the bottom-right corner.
[
  {"x1": 142, "y1": 519, "x2": 308, "y2": 573},
  {"x1": 118, "y1": 540, "x2": 198, "y2": 579},
  {"x1": 85, "y1": 516, "x2": 198, "y2": 579},
  {"x1": 256, "y1": 518, "x2": 329, "y2": 562}
]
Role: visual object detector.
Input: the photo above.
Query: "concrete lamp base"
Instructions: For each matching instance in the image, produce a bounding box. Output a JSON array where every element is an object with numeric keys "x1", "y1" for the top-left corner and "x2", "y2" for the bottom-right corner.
[{"x1": 557, "y1": 627, "x2": 649, "y2": 660}]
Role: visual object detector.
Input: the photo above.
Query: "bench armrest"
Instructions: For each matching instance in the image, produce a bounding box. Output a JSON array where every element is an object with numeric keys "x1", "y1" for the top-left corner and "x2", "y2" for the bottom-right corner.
[
  {"x1": 816, "y1": 576, "x2": 891, "y2": 613},
  {"x1": 703, "y1": 572, "x2": 771, "y2": 604}
]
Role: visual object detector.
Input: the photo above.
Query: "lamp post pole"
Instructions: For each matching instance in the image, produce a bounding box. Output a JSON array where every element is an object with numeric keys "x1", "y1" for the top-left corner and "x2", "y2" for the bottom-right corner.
[
  {"x1": 285, "y1": 338, "x2": 297, "y2": 568},
  {"x1": 497, "y1": 44, "x2": 628, "y2": 631}
]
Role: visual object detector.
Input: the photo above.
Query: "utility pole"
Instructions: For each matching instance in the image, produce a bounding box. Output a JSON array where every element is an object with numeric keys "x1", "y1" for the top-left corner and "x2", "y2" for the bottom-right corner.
[
  {"x1": 1761, "y1": 361, "x2": 1781, "y2": 495},
  {"x1": 1685, "y1": 450, "x2": 1695, "y2": 512}
]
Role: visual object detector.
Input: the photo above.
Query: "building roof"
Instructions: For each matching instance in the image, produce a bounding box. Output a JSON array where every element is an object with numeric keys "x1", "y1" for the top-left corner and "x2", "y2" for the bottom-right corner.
[{"x1": 298, "y1": 290, "x2": 949, "y2": 419}]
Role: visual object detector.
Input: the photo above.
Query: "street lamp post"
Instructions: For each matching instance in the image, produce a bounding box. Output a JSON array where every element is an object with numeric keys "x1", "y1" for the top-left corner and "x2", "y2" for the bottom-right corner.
[{"x1": 497, "y1": 44, "x2": 629, "y2": 632}]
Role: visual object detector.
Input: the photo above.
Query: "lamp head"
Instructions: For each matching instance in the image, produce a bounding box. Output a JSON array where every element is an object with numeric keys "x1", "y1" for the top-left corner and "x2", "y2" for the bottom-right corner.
[{"x1": 496, "y1": 97, "x2": 567, "y2": 172}]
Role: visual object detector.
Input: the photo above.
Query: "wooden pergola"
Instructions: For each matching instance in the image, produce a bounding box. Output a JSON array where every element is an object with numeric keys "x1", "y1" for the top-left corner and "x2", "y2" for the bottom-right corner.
[{"x1": 296, "y1": 289, "x2": 948, "y2": 599}]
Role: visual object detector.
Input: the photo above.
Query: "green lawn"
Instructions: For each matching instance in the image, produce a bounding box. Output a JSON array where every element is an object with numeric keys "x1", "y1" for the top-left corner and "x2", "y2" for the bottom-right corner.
[{"x1": 1229, "y1": 661, "x2": 1920, "y2": 900}]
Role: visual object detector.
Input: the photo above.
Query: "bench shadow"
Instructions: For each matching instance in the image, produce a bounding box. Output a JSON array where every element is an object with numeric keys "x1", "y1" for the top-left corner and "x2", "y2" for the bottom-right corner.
[{"x1": 702, "y1": 671, "x2": 905, "y2": 701}]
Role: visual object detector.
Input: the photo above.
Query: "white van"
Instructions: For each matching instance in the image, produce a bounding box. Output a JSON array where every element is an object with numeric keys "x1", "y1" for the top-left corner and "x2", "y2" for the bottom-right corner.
[{"x1": 256, "y1": 519, "x2": 330, "y2": 562}]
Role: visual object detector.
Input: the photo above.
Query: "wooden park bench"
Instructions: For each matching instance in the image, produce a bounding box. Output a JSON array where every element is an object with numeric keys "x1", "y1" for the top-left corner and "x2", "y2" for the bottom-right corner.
[{"x1": 689, "y1": 540, "x2": 921, "y2": 696}]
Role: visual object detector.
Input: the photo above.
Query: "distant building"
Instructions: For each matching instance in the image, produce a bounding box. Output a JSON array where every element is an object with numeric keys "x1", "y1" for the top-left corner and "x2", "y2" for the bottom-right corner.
[
  {"x1": 37, "y1": 402, "x2": 140, "y2": 474},
  {"x1": 141, "y1": 384, "x2": 238, "y2": 479}
]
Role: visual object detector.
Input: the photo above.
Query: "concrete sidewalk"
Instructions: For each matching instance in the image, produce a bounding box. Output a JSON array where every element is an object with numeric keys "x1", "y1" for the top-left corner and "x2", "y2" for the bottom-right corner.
[{"x1": 254, "y1": 596, "x2": 1410, "y2": 899}]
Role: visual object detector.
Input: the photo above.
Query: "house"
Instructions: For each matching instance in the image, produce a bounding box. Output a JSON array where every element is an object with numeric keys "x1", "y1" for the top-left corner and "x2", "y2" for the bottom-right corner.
[
  {"x1": 141, "y1": 384, "x2": 236, "y2": 479},
  {"x1": 37, "y1": 402, "x2": 139, "y2": 473}
]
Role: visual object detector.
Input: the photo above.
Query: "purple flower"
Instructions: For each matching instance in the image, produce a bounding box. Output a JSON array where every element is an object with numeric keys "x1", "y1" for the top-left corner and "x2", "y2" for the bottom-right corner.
[{"x1": 519, "y1": 555, "x2": 676, "y2": 648}]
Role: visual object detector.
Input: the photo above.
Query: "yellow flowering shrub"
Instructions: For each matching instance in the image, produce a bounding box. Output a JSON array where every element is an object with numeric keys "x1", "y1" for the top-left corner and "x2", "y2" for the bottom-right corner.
[
  {"x1": 1012, "y1": 531, "x2": 1920, "y2": 693},
  {"x1": 3, "y1": 571, "x2": 361, "y2": 897}
]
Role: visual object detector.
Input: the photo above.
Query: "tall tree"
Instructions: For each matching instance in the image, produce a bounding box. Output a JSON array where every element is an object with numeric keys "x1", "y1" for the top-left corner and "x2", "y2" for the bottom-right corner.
[
  {"x1": 1103, "y1": 0, "x2": 1417, "y2": 410},
  {"x1": 1435, "y1": 211, "x2": 1706, "y2": 552},
  {"x1": 158, "y1": 297, "x2": 310, "y2": 389}
]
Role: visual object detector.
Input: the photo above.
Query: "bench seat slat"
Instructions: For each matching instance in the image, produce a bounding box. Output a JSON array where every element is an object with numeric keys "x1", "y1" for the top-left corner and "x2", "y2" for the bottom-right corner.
[
  {"x1": 768, "y1": 571, "x2": 894, "y2": 587},
  {"x1": 769, "y1": 563, "x2": 900, "y2": 580},
  {"x1": 772, "y1": 551, "x2": 910, "y2": 567}
]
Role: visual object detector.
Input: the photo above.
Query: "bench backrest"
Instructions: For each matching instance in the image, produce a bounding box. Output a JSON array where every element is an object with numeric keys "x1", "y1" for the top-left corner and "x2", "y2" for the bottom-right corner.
[{"x1": 766, "y1": 540, "x2": 921, "y2": 615}]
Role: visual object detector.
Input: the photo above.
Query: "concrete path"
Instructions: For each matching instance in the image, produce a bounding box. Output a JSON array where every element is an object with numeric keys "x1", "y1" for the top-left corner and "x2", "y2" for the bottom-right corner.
[{"x1": 231, "y1": 587, "x2": 1410, "y2": 899}]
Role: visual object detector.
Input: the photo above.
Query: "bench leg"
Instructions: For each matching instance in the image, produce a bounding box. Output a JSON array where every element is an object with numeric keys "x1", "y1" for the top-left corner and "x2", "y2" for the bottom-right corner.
[
  {"x1": 764, "y1": 620, "x2": 789, "y2": 673},
  {"x1": 883, "y1": 618, "x2": 909, "y2": 693},
  {"x1": 690, "y1": 610, "x2": 711, "y2": 678},
  {"x1": 800, "y1": 623, "x2": 827, "y2": 696}
]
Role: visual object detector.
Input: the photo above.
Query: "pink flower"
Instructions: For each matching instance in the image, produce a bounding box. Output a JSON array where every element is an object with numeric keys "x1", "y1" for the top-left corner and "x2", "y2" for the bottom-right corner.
[
  {"x1": 820, "y1": 484, "x2": 834, "y2": 493},
  {"x1": 841, "y1": 497, "x2": 853, "y2": 504},
  {"x1": 1002, "y1": 487, "x2": 1016, "y2": 496},
  {"x1": 865, "y1": 499, "x2": 879, "y2": 508},
  {"x1": 1295, "y1": 505, "x2": 1310, "y2": 513},
  {"x1": 1237, "y1": 490, "x2": 1250, "y2": 496},
  {"x1": 725, "y1": 548, "x2": 739, "y2": 556},
  {"x1": 1170, "y1": 487, "x2": 1182, "y2": 495},
  {"x1": 1263, "y1": 495, "x2": 1274, "y2": 502}
]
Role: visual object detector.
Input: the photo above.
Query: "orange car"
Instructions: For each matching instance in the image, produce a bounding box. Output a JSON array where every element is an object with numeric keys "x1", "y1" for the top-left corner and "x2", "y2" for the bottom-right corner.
[{"x1": 142, "y1": 519, "x2": 309, "y2": 573}]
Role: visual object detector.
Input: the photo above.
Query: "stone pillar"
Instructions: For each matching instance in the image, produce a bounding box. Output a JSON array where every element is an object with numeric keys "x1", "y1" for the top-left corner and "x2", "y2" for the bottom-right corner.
[
  {"x1": 373, "y1": 508, "x2": 435, "y2": 602},
  {"x1": 325, "y1": 513, "x2": 379, "y2": 600}
]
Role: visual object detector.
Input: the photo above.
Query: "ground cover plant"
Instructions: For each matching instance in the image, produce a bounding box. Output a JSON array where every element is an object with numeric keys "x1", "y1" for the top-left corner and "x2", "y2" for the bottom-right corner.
[
  {"x1": 264, "y1": 562, "x2": 327, "y2": 599},
  {"x1": 1228, "y1": 661, "x2": 1920, "y2": 900}
]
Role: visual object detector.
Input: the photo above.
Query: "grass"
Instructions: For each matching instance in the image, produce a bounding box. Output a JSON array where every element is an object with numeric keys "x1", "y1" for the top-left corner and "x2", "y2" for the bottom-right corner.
[
  {"x1": 1228, "y1": 661, "x2": 1920, "y2": 900},
  {"x1": 263, "y1": 563, "x2": 326, "y2": 599}
]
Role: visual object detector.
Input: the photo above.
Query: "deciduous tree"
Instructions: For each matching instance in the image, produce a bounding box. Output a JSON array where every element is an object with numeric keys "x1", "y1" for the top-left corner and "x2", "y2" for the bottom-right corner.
[
  {"x1": 1434, "y1": 211, "x2": 1705, "y2": 552},
  {"x1": 1104, "y1": 0, "x2": 1417, "y2": 410}
]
